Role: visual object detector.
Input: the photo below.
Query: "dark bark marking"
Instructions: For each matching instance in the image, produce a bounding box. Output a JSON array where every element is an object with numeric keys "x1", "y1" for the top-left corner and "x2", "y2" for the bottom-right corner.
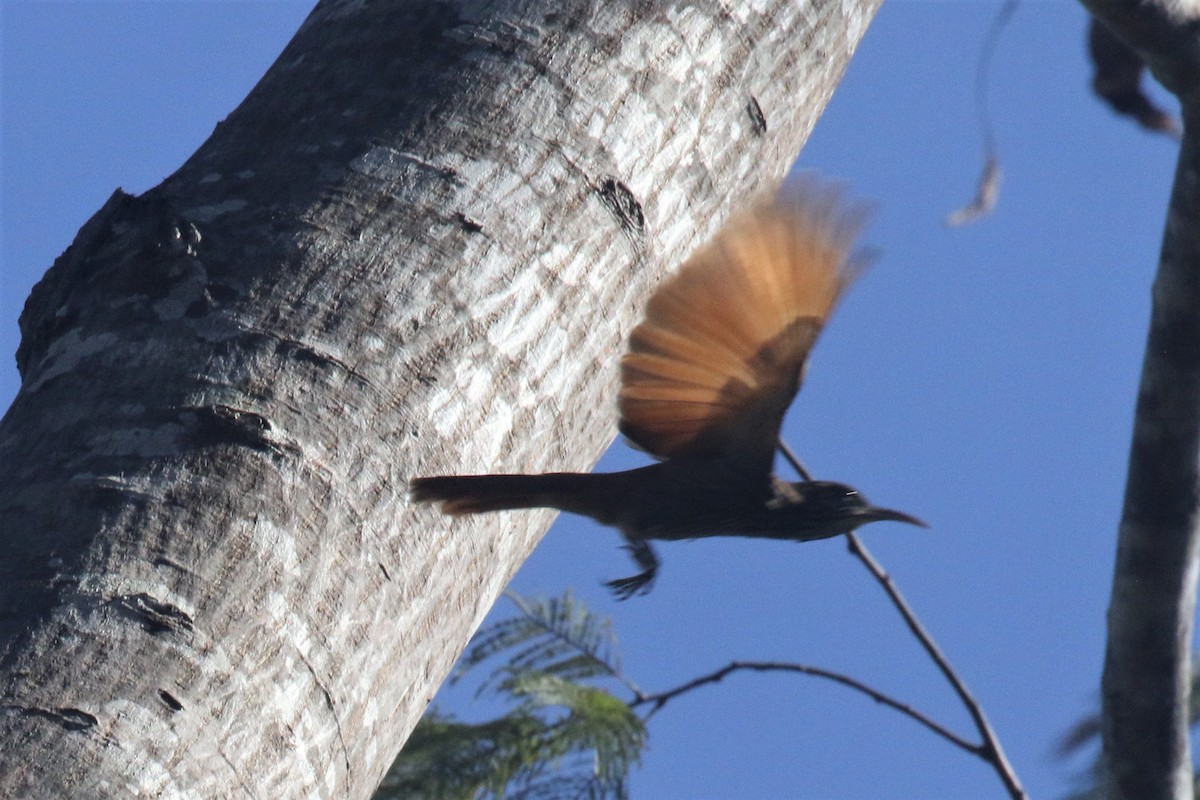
[
  {"x1": 275, "y1": 338, "x2": 373, "y2": 389},
  {"x1": 184, "y1": 297, "x2": 210, "y2": 318},
  {"x1": 16, "y1": 190, "x2": 130, "y2": 377},
  {"x1": 295, "y1": 649, "x2": 352, "y2": 793},
  {"x1": 205, "y1": 282, "x2": 241, "y2": 305},
  {"x1": 746, "y1": 96, "x2": 768, "y2": 135},
  {"x1": 180, "y1": 404, "x2": 300, "y2": 459},
  {"x1": 152, "y1": 555, "x2": 194, "y2": 576},
  {"x1": 456, "y1": 212, "x2": 484, "y2": 233},
  {"x1": 16, "y1": 189, "x2": 208, "y2": 379},
  {"x1": 114, "y1": 592, "x2": 195, "y2": 636},
  {"x1": 596, "y1": 177, "x2": 645, "y2": 236},
  {"x1": 158, "y1": 689, "x2": 184, "y2": 712},
  {"x1": 184, "y1": 281, "x2": 243, "y2": 319},
  {"x1": 3, "y1": 704, "x2": 99, "y2": 733}
]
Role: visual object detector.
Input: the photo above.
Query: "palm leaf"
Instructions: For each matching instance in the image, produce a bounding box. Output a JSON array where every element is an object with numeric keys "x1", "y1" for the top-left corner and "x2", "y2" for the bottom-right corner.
[{"x1": 378, "y1": 591, "x2": 648, "y2": 800}]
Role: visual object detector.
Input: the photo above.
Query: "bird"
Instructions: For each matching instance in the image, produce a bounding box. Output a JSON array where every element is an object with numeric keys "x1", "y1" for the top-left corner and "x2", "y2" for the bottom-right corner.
[{"x1": 411, "y1": 179, "x2": 925, "y2": 599}]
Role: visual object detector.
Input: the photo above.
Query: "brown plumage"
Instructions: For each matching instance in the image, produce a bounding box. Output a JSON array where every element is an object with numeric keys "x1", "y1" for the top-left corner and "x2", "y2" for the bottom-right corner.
[
  {"x1": 617, "y1": 184, "x2": 865, "y2": 472},
  {"x1": 412, "y1": 179, "x2": 923, "y2": 598}
]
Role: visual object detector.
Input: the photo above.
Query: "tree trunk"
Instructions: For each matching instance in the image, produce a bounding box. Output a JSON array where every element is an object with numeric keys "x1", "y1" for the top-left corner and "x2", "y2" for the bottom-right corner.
[
  {"x1": 0, "y1": 0, "x2": 877, "y2": 796},
  {"x1": 1081, "y1": 1, "x2": 1200, "y2": 798}
]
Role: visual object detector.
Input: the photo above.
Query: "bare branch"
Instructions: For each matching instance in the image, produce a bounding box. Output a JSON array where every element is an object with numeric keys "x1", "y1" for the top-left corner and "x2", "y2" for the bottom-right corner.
[
  {"x1": 630, "y1": 660, "x2": 979, "y2": 753},
  {"x1": 843, "y1": 533, "x2": 1026, "y2": 800},
  {"x1": 778, "y1": 440, "x2": 1026, "y2": 800}
]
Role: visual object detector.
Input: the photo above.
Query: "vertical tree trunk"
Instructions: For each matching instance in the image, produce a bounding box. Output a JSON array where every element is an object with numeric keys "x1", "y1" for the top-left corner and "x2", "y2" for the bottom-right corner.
[
  {"x1": 0, "y1": 0, "x2": 877, "y2": 795},
  {"x1": 1081, "y1": 2, "x2": 1200, "y2": 798}
]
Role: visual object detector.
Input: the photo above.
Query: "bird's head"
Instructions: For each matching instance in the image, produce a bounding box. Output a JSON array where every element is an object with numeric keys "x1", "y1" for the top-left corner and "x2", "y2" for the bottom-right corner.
[{"x1": 773, "y1": 480, "x2": 927, "y2": 541}]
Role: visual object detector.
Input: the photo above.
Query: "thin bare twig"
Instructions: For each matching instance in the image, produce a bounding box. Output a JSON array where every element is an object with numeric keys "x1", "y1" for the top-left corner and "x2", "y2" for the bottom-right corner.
[
  {"x1": 945, "y1": 0, "x2": 1018, "y2": 227},
  {"x1": 844, "y1": 533, "x2": 1025, "y2": 799},
  {"x1": 630, "y1": 660, "x2": 978, "y2": 751},
  {"x1": 777, "y1": 439, "x2": 1026, "y2": 800},
  {"x1": 787, "y1": 450, "x2": 814, "y2": 481}
]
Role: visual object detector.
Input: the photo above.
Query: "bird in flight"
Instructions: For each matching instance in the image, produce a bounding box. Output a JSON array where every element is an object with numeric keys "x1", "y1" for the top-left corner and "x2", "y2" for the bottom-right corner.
[{"x1": 412, "y1": 179, "x2": 925, "y2": 598}]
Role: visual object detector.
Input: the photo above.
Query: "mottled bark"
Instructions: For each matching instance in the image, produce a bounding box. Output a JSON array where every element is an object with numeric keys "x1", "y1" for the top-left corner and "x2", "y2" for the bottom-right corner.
[
  {"x1": 0, "y1": 0, "x2": 877, "y2": 796},
  {"x1": 1081, "y1": 2, "x2": 1200, "y2": 798}
]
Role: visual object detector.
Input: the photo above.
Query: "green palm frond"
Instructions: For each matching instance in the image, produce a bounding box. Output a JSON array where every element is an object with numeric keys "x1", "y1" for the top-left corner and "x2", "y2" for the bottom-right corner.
[
  {"x1": 377, "y1": 591, "x2": 648, "y2": 800},
  {"x1": 456, "y1": 590, "x2": 636, "y2": 696},
  {"x1": 501, "y1": 672, "x2": 645, "y2": 783},
  {"x1": 377, "y1": 708, "x2": 545, "y2": 799}
]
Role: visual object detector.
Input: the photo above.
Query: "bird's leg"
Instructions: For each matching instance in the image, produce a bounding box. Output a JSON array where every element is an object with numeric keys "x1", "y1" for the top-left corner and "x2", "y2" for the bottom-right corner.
[{"x1": 605, "y1": 539, "x2": 660, "y2": 600}]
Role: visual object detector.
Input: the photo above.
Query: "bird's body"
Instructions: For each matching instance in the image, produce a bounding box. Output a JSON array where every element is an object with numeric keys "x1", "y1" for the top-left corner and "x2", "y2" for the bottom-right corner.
[
  {"x1": 411, "y1": 179, "x2": 924, "y2": 597},
  {"x1": 414, "y1": 466, "x2": 874, "y2": 541}
]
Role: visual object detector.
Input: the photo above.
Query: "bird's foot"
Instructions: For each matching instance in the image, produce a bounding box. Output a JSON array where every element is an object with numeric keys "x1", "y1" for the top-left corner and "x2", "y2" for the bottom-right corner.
[
  {"x1": 605, "y1": 570, "x2": 656, "y2": 600},
  {"x1": 606, "y1": 540, "x2": 660, "y2": 600}
]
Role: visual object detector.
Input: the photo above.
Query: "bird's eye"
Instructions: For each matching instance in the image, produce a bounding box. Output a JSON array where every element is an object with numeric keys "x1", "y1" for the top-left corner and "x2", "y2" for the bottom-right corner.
[{"x1": 845, "y1": 490, "x2": 858, "y2": 498}]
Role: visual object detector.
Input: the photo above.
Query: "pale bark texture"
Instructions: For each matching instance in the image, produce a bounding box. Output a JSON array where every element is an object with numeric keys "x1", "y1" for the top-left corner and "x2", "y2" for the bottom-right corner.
[
  {"x1": 1081, "y1": 1, "x2": 1200, "y2": 798},
  {"x1": 0, "y1": 0, "x2": 878, "y2": 796}
]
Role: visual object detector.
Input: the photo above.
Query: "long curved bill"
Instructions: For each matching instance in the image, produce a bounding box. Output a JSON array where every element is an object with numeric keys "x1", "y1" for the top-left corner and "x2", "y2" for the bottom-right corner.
[{"x1": 863, "y1": 506, "x2": 929, "y2": 528}]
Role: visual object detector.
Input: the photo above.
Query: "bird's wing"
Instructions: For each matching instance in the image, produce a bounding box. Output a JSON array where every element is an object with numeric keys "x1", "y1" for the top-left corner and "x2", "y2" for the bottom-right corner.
[{"x1": 618, "y1": 181, "x2": 867, "y2": 477}]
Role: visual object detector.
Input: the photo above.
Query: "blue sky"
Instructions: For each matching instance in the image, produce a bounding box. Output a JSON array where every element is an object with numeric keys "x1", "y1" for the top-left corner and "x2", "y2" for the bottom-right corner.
[{"x1": 1, "y1": 2, "x2": 1181, "y2": 798}]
